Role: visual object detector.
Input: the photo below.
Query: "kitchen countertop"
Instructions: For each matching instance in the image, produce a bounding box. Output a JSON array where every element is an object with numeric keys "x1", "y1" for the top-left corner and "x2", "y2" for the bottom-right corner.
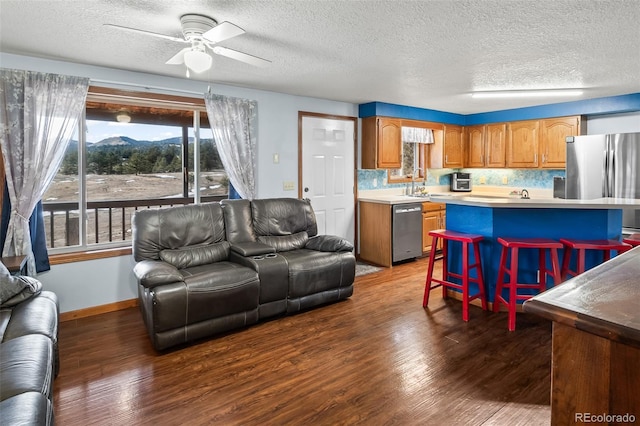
[
  {"x1": 359, "y1": 191, "x2": 640, "y2": 209},
  {"x1": 429, "y1": 194, "x2": 640, "y2": 209}
]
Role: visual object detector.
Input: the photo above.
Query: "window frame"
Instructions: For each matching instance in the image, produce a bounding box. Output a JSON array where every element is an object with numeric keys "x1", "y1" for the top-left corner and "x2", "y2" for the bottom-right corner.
[
  {"x1": 386, "y1": 142, "x2": 428, "y2": 183},
  {"x1": 47, "y1": 86, "x2": 225, "y2": 262}
]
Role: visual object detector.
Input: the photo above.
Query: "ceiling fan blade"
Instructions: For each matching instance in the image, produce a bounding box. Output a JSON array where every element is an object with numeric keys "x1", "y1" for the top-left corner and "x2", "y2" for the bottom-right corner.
[
  {"x1": 211, "y1": 46, "x2": 271, "y2": 68},
  {"x1": 165, "y1": 48, "x2": 190, "y2": 65},
  {"x1": 103, "y1": 23, "x2": 187, "y2": 44},
  {"x1": 202, "y1": 21, "x2": 245, "y2": 44}
]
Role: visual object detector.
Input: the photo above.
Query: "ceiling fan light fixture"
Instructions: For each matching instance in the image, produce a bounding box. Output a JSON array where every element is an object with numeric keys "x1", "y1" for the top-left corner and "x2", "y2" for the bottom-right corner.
[
  {"x1": 471, "y1": 89, "x2": 584, "y2": 99},
  {"x1": 184, "y1": 49, "x2": 212, "y2": 73}
]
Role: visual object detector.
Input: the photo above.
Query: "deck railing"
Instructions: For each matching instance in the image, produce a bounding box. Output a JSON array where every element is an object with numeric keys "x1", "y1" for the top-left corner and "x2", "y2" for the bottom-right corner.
[{"x1": 42, "y1": 196, "x2": 225, "y2": 249}]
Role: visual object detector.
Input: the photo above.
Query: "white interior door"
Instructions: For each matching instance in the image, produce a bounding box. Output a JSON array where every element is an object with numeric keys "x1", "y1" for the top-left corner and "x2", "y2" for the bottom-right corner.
[{"x1": 301, "y1": 114, "x2": 355, "y2": 244}]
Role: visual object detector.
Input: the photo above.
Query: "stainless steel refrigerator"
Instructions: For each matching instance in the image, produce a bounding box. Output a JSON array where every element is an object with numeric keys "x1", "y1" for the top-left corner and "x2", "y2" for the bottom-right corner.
[{"x1": 566, "y1": 132, "x2": 640, "y2": 232}]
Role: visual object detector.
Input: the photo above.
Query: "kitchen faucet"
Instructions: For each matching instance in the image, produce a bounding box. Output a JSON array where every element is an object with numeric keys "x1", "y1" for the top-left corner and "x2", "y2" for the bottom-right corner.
[{"x1": 411, "y1": 168, "x2": 423, "y2": 195}]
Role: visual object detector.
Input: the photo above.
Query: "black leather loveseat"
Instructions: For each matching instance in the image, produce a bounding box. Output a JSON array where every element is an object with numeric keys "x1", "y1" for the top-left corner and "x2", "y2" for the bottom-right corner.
[{"x1": 132, "y1": 198, "x2": 355, "y2": 350}]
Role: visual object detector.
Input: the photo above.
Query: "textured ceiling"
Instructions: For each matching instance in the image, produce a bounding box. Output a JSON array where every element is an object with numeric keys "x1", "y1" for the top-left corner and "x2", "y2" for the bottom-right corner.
[{"x1": 1, "y1": 0, "x2": 639, "y2": 114}]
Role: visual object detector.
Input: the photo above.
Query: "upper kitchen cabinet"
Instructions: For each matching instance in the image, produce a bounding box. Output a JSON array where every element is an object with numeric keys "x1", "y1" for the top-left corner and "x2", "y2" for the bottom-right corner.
[
  {"x1": 361, "y1": 116, "x2": 402, "y2": 169},
  {"x1": 465, "y1": 123, "x2": 506, "y2": 168},
  {"x1": 429, "y1": 124, "x2": 464, "y2": 168},
  {"x1": 540, "y1": 116, "x2": 584, "y2": 169},
  {"x1": 506, "y1": 120, "x2": 539, "y2": 168}
]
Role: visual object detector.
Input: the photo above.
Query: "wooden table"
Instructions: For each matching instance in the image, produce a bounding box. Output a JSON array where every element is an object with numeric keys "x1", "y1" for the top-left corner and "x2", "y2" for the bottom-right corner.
[
  {"x1": 0, "y1": 255, "x2": 27, "y2": 275},
  {"x1": 524, "y1": 248, "x2": 640, "y2": 425}
]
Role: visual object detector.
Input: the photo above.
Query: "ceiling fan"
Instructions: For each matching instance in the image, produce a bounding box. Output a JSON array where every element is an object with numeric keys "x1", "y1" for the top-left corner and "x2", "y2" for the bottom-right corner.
[{"x1": 104, "y1": 14, "x2": 270, "y2": 77}]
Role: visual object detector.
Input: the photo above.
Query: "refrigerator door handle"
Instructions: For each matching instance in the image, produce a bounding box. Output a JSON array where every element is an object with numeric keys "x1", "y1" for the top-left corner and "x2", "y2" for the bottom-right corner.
[
  {"x1": 603, "y1": 136, "x2": 614, "y2": 197},
  {"x1": 603, "y1": 147, "x2": 609, "y2": 197},
  {"x1": 609, "y1": 150, "x2": 616, "y2": 197}
]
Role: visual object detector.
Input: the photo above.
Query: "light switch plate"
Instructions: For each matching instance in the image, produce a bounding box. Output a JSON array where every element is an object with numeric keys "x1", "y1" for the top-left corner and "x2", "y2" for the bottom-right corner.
[{"x1": 283, "y1": 181, "x2": 295, "y2": 191}]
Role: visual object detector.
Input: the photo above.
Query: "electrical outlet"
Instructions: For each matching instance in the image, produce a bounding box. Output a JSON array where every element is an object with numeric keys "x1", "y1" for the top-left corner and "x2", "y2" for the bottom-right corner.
[
  {"x1": 283, "y1": 181, "x2": 295, "y2": 191},
  {"x1": 502, "y1": 176, "x2": 508, "y2": 184},
  {"x1": 373, "y1": 178, "x2": 377, "y2": 187},
  {"x1": 479, "y1": 176, "x2": 486, "y2": 184}
]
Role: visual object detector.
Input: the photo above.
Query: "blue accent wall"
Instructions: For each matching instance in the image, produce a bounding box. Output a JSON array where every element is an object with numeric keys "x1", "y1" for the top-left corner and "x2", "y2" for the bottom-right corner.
[{"x1": 359, "y1": 93, "x2": 640, "y2": 125}]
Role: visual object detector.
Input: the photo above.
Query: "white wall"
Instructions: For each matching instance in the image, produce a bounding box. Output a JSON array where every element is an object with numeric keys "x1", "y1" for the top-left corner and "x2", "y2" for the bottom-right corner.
[
  {"x1": 1, "y1": 53, "x2": 358, "y2": 313},
  {"x1": 586, "y1": 111, "x2": 640, "y2": 134}
]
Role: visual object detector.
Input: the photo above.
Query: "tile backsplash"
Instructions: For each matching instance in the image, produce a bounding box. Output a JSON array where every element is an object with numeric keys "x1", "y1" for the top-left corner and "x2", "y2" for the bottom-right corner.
[{"x1": 357, "y1": 168, "x2": 565, "y2": 191}]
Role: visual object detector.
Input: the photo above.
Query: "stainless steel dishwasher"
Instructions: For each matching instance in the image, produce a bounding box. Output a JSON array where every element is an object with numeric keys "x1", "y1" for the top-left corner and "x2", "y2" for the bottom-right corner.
[{"x1": 392, "y1": 203, "x2": 423, "y2": 262}]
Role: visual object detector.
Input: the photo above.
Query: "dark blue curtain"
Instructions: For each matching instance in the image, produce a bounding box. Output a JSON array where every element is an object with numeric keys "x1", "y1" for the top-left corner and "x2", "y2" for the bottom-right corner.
[
  {"x1": 228, "y1": 181, "x2": 241, "y2": 199},
  {"x1": 0, "y1": 184, "x2": 50, "y2": 273}
]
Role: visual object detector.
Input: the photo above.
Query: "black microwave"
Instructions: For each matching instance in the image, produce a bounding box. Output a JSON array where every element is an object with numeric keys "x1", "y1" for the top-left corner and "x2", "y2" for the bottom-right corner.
[{"x1": 450, "y1": 172, "x2": 472, "y2": 192}]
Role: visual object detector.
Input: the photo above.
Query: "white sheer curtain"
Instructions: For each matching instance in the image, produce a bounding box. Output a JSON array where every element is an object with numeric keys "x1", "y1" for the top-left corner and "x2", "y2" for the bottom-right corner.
[
  {"x1": 0, "y1": 69, "x2": 89, "y2": 275},
  {"x1": 204, "y1": 93, "x2": 257, "y2": 199}
]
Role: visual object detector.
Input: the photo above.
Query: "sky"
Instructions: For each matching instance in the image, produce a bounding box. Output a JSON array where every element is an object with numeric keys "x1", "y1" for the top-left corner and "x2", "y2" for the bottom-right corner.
[{"x1": 84, "y1": 120, "x2": 211, "y2": 143}]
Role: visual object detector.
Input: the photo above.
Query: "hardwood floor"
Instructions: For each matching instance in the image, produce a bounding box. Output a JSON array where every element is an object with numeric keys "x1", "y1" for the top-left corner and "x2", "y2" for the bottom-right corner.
[{"x1": 54, "y1": 258, "x2": 552, "y2": 425}]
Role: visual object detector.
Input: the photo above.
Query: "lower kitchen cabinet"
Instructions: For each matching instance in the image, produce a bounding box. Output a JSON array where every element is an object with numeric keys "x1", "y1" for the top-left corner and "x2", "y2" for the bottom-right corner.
[
  {"x1": 359, "y1": 200, "x2": 443, "y2": 267},
  {"x1": 359, "y1": 201, "x2": 393, "y2": 267},
  {"x1": 422, "y1": 202, "x2": 445, "y2": 253}
]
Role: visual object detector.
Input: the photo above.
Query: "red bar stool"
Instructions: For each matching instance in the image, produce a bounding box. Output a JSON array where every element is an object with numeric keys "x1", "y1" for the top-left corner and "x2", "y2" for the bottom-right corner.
[
  {"x1": 423, "y1": 229, "x2": 487, "y2": 321},
  {"x1": 493, "y1": 237, "x2": 562, "y2": 331},
  {"x1": 623, "y1": 233, "x2": 640, "y2": 247},
  {"x1": 560, "y1": 238, "x2": 633, "y2": 280}
]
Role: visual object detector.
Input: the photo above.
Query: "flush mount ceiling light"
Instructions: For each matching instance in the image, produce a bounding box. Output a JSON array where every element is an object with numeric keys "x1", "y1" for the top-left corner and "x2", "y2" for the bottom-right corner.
[
  {"x1": 116, "y1": 111, "x2": 131, "y2": 123},
  {"x1": 471, "y1": 89, "x2": 584, "y2": 99}
]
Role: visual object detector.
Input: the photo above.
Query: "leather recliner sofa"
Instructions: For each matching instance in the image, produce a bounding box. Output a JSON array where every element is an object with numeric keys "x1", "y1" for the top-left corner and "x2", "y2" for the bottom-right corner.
[
  {"x1": 132, "y1": 198, "x2": 355, "y2": 351},
  {"x1": 0, "y1": 291, "x2": 59, "y2": 425}
]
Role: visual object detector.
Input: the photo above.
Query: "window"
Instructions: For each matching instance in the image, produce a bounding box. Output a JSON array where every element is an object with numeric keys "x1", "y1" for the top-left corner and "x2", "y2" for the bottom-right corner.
[
  {"x1": 387, "y1": 142, "x2": 428, "y2": 183},
  {"x1": 42, "y1": 87, "x2": 228, "y2": 252}
]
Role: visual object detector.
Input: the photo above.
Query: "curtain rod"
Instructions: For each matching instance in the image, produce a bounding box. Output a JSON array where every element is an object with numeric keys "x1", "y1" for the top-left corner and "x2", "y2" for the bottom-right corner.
[{"x1": 89, "y1": 78, "x2": 206, "y2": 97}]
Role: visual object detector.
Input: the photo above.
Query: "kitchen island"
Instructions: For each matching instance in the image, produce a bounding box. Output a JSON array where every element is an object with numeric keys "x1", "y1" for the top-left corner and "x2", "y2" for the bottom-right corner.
[{"x1": 428, "y1": 194, "x2": 640, "y2": 303}]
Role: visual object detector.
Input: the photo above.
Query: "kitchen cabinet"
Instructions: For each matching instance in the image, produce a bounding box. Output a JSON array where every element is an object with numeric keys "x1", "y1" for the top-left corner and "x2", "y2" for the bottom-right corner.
[
  {"x1": 465, "y1": 123, "x2": 506, "y2": 168},
  {"x1": 361, "y1": 116, "x2": 402, "y2": 169},
  {"x1": 539, "y1": 116, "x2": 583, "y2": 169},
  {"x1": 422, "y1": 202, "x2": 445, "y2": 253},
  {"x1": 506, "y1": 120, "x2": 539, "y2": 168},
  {"x1": 430, "y1": 124, "x2": 464, "y2": 168},
  {"x1": 359, "y1": 201, "x2": 393, "y2": 267}
]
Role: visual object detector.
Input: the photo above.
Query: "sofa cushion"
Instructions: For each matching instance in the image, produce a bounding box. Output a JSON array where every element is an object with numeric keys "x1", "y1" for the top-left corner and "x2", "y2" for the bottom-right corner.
[
  {"x1": 0, "y1": 291, "x2": 58, "y2": 344},
  {"x1": 251, "y1": 198, "x2": 318, "y2": 237},
  {"x1": 257, "y1": 232, "x2": 309, "y2": 252},
  {"x1": 0, "y1": 334, "x2": 53, "y2": 401},
  {"x1": 221, "y1": 199, "x2": 256, "y2": 243},
  {"x1": 0, "y1": 392, "x2": 52, "y2": 425},
  {"x1": 0, "y1": 262, "x2": 42, "y2": 308},
  {"x1": 278, "y1": 249, "x2": 355, "y2": 298},
  {"x1": 152, "y1": 262, "x2": 260, "y2": 331},
  {"x1": 160, "y1": 241, "x2": 230, "y2": 269},
  {"x1": 132, "y1": 203, "x2": 226, "y2": 262},
  {"x1": 305, "y1": 235, "x2": 354, "y2": 252}
]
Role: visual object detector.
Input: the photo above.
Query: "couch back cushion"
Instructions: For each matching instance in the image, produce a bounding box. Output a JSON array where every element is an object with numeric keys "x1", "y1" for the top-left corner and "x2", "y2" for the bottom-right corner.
[
  {"x1": 159, "y1": 242, "x2": 231, "y2": 269},
  {"x1": 257, "y1": 231, "x2": 309, "y2": 252},
  {"x1": 251, "y1": 198, "x2": 318, "y2": 238},
  {"x1": 220, "y1": 199, "x2": 257, "y2": 243},
  {"x1": 132, "y1": 203, "x2": 226, "y2": 262}
]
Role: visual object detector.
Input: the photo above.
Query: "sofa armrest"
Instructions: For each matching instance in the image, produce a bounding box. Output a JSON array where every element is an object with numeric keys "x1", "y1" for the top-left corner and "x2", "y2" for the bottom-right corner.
[
  {"x1": 305, "y1": 235, "x2": 354, "y2": 252},
  {"x1": 133, "y1": 260, "x2": 183, "y2": 288},
  {"x1": 229, "y1": 242, "x2": 276, "y2": 257}
]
